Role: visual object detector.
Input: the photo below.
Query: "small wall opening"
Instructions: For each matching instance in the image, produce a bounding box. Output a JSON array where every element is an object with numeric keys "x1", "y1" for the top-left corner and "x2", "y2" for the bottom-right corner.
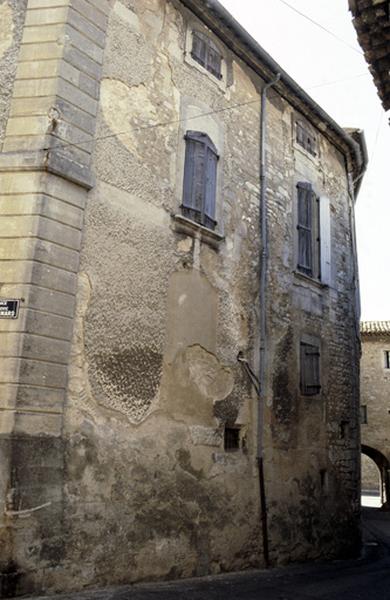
[{"x1": 361, "y1": 454, "x2": 381, "y2": 507}]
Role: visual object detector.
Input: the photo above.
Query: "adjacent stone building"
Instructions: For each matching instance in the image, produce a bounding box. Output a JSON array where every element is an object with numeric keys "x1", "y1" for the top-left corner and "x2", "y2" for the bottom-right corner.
[
  {"x1": 360, "y1": 321, "x2": 390, "y2": 503},
  {"x1": 0, "y1": 0, "x2": 366, "y2": 596}
]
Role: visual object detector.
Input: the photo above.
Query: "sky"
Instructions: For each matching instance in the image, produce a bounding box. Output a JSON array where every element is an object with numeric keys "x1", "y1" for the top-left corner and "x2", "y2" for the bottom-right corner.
[{"x1": 219, "y1": 0, "x2": 389, "y2": 322}]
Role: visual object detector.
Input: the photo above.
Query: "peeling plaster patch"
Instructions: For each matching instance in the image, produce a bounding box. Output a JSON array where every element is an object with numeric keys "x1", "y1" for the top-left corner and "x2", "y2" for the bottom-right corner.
[
  {"x1": 185, "y1": 345, "x2": 234, "y2": 401},
  {"x1": 100, "y1": 79, "x2": 157, "y2": 153},
  {"x1": 113, "y1": 1, "x2": 140, "y2": 31},
  {"x1": 177, "y1": 236, "x2": 193, "y2": 253},
  {"x1": 178, "y1": 294, "x2": 187, "y2": 306},
  {"x1": 0, "y1": 3, "x2": 13, "y2": 60}
]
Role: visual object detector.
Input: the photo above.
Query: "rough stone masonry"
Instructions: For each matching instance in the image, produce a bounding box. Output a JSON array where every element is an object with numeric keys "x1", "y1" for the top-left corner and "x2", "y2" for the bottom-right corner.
[
  {"x1": 360, "y1": 321, "x2": 390, "y2": 502},
  {"x1": 0, "y1": 0, "x2": 366, "y2": 597}
]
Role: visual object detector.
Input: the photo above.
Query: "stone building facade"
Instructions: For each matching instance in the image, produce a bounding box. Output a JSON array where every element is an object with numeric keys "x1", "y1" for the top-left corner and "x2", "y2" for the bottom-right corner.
[
  {"x1": 0, "y1": 0, "x2": 366, "y2": 596},
  {"x1": 360, "y1": 322, "x2": 390, "y2": 502}
]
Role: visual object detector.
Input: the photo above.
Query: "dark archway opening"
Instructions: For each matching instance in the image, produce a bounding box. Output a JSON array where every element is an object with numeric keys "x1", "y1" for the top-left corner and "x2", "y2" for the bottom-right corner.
[{"x1": 361, "y1": 444, "x2": 390, "y2": 508}]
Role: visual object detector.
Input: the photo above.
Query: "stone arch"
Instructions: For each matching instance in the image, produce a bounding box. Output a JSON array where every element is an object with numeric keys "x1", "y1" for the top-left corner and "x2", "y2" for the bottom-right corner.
[{"x1": 361, "y1": 444, "x2": 390, "y2": 507}]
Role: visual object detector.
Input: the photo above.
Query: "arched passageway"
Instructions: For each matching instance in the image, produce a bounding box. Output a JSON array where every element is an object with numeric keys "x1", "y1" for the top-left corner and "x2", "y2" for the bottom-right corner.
[{"x1": 361, "y1": 445, "x2": 390, "y2": 507}]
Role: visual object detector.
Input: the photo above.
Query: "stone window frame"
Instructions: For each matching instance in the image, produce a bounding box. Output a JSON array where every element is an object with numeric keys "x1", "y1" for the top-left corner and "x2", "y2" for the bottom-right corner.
[
  {"x1": 299, "y1": 333, "x2": 322, "y2": 397},
  {"x1": 172, "y1": 97, "x2": 225, "y2": 248},
  {"x1": 184, "y1": 22, "x2": 228, "y2": 92},
  {"x1": 384, "y1": 349, "x2": 390, "y2": 369}
]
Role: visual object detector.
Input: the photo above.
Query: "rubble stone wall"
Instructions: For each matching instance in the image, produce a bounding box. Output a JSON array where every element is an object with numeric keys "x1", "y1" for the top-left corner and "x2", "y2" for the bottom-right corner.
[{"x1": 361, "y1": 333, "x2": 390, "y2": 493}]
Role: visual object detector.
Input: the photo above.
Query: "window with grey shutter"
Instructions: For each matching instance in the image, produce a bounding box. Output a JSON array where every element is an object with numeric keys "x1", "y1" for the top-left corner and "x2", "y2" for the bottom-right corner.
[
  {"x1": 296, "y1": 120, "x2": 317, "y2": 156},
  {"x1": 297, "y1": 182, "x2": 320, "y2": 279},
  {"x1": 300, "y1": 342, "x2": 321, "y2": 395},
  {"x1": 182, "y1": 131, "x2": 218, "y2": 230},
  {"x1": 192, "y1": 32, "x2": 206, "y2": 67},
  {"x1": 297, "y1": 183, "x2": 313, "y2": 275},
  {"x1": 191, "y1": 31, "x2": 222, "y2": 80}
]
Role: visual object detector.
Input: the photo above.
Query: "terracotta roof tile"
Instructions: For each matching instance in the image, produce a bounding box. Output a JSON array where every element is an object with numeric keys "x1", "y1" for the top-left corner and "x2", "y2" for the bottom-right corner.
[
  {"x1": 349, "y1": 0, "x2": 390, "y2": 111},
  {"x1": 360, "y1": 321, "x2": 390, "y2": 334}
]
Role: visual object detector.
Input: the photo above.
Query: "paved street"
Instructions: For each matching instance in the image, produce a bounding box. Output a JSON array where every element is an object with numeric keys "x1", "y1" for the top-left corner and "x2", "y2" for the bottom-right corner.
[{"x1": 16, "y1": 508, "x2": 390, "y2": 600}]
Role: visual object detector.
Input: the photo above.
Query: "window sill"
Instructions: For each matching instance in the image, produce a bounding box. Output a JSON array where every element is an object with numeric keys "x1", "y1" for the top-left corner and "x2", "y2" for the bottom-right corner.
[
  {"x1": 293, "y1": 141, "x2": 320, "y2": 165},
  {"x1": 171, "y1": 213, "x2": 224, "y2": 249},
  {"x1": 293, "y1": 270, "x2": 328, "y2": 290}
]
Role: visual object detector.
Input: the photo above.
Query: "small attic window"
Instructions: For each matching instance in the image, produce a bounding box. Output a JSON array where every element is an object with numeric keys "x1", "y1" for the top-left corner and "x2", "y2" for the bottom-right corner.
[
  {"x1": 296, "y1": 120, "x2": 317, "y2": 157},
  {"x1": 191, "y1": 31, "x2": 222, "y2": 80}
]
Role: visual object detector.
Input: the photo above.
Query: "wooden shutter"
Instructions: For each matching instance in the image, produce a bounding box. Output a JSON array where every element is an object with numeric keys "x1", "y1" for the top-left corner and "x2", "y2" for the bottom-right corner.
[
  {"x1": 300, "y1": 342, "x2": 321, "y2": 395},
  {"x1": 193, "y1": 141, "x2": 205, "y2": 217},
  {"x1": 320, "y1": 196, "x2": 331, "y2": 285},
  {"x1": 182, "y1": 132, "x2": 218, "y2": 229},
  {"x1": 182, "y1": 136, "x2": 205, "y2": 224},
  {"x1": 296, "y1": 121, "x2": 305, "y2": 146},
  {"x1": 204, "y1": 147, "x2": 217, "y2": 229},
  {"x1": 297, "y1": 183, "x2": 313, "y2": 276},
  {"x1": 207, "y1": 44, "x2": 222, "y2": 79},
  {"x1": 192, "y1": 32, "x2": 206, "y2": 66},
  {"x1": 183, "y1": 138, "x2": 196, "y2": 209}
]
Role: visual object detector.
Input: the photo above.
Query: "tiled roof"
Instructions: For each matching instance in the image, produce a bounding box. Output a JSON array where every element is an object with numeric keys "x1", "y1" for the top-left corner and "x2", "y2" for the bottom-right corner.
[
  {"x1": 360, "y1": 321, "x2": 390, "y2": 335},
  {"x1": 349, "y1": 0, "x2": 390, "y2": 112}
]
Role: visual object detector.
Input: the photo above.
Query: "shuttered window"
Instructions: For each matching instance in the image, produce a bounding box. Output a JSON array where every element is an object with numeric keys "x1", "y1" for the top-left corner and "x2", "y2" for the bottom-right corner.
[
  {"x1": 296, "y1": 121, "x2": 317, "y2": 156},
  {"x1": 182, "y1": 131, "x2": 218, "y2": 230},
  {"x1": 191, "y1": 31, "x2": 222, "y2": 80},
  {"x1": 300, "y1": 342, "x2": 321, "y2": 396},
  {"x1": 297, "y1": 182, "x2": 320, "y2": 279}
]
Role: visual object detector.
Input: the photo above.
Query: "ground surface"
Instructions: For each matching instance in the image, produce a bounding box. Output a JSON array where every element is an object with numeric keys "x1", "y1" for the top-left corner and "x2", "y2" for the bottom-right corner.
[{"x1": 14, "y1": 508, "x2": 390, "y2": 600}]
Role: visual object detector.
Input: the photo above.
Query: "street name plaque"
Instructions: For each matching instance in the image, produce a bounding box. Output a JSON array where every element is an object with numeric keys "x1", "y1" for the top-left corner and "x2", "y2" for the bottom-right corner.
[{"x1": 0, "y1": 299, "x2": 20, "y2": 319}]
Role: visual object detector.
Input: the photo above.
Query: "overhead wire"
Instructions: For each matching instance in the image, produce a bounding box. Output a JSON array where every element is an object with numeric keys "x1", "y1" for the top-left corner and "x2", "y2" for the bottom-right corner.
[
  {"x1": 2, "y1": 72, "x2": 370, "y2": 159},
  {"x1": 278, "y1": 0, "x2": 364, "y2": 56}
]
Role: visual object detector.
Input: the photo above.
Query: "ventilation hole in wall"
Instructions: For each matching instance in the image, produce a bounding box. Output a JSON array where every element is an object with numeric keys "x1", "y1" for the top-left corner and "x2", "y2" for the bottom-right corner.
[
  {"x1": 320, "y1": 469, "x2": 328, "y2": 492},
  {"x1": 224, "y1": 426, "x2": 240, "y2": 451},
  {"x1": 340, "y1": 420, "x2": 349, "y2": 439}
]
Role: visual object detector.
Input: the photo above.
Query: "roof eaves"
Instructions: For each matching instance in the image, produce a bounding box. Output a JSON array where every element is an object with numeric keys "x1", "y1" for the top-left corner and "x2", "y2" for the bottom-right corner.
[
  {"x1": 180, "y1": 0, "x2": 367, "y2": 186},
  {"x1": 360, "y1": 321, "x2": 390, "y2": 335}
]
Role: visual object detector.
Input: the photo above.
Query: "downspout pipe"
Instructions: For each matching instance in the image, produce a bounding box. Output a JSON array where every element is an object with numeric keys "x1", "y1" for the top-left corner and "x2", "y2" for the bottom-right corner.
[{"x1": 258, "y1": 73, "x2": 280, "y2": 568}]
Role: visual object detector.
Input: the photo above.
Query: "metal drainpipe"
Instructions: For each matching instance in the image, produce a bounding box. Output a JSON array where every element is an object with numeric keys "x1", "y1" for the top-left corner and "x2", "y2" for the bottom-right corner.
[{"x1": 258, "y1": 73, "x2": 280, "y2": 568}]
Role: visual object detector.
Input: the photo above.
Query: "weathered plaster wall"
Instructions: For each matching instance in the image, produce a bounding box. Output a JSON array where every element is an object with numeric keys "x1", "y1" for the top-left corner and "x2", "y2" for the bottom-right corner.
[
  {"x1": 60, "y1": 1, "x2": 261, "y2": 588},
  {"x1": 55, "y1": 0, "x2": 361, "y2": 590},
  {"x1": 0, "y1": 0, "x2": 361, "y2": 594},
  {"x1": 0, "y1": 0, "x2": 27, "y2": 147}
]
